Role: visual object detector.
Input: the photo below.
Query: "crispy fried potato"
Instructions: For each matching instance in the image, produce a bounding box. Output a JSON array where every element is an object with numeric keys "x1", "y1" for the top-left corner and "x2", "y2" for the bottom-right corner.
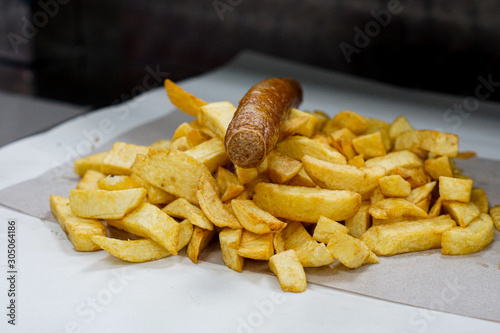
[
  {"x1": 172, "y1": 122, "x2": 194, "y2": 141},
  {"x1": 266, "y1": 150, "x2": 303, "y2": 184},
  {"x1": 348, "y1": 154, "x2": 365, "y2": 168},
  {"x1": 237, "y1": 230, "x2": 274, "y2": 260},
  {"x1": 394, "y1": 130, "x2": 459, "y2": 157},
  {"x1": 149, "y1": 139, "x2": 172, "y2": 150},
  {"x1": 130, "y1": 174, "x2": 177, "y2": 205},
  {"x1": 391, "y1": 166, "x2": 430, "y2": 188},
  {"x1": 50, "y1": 195, "x2": 106, "y2": 251},
  {"x1": 302, "y1": 155, "x2": 385, "y2": 195},
  {"x1": 187, "y1": 226, "x2": 217, "y2": 263},
  {"x1": 389, "y1": 115, "x2": 413, "y2": 140},
  {"x1": 287, "y1": 108, "x2": 319, "y2": 137},
  {"x1": 442, "y1": 213, "x2": 494, "y2": 255},
  {"x1": 219, "y1": 228, "x2": 244, "y2": 272},
  {"x1": 162, "y1": 198, "x2": 214, "y2": 231},
  {"x1": 170, "y1": 136, "x2": 190, "y2": 151},
  {"x1": 429, "y1": 197, "x2": 443, "y2": 218},
  {"x1": 197, "y1": 173, "x2": 241, "y2": 229},
  {"x1": 332, "y1": 110, "x2": 368, "y2": 134},
  {"x1": 74, "y1": 151, "x2": 107, "y2": 177},
  {"x1": 345, "y1": 201, "x2": 371, "y2": 238},
  {"x1": 69, "y1": 188, "x2": 146, "y2": 219},
  {"x1": 165, "y1": 79, "x2": 207, "y2": 117},
  {"x1": 269, "y1": 250, "x2": 307, "y2": 293},
  {"x1": 198, "y1": 101, "x2": 236, "y2": 140},
  {"x1": 326, "y1": 231, "x2": 378, "y2": 269},
  {"x1": 352, "y1": 132, "x2": 387, "y2": 159},
  {"x1": 330, "y1": 128, "x2": 357, "y2": 160},
  {"x1": 282, "y1": 221, "x2": 334, "y2": 267},
  {"x1": 286, "y1": 168, "x2": 317, "y2": 187},
  {"x1": 406, "y1": 181, "x2": 436, "y2": 204},
  {"x1": 470, "y1": 188, "x2": 489, "y2": 214},
  {"x1": 313, "y1": 216, "x2": 350, "y2": 244},
  {"x1": 278, "y1": 115, "x2": 310, "y2": 141},
  {"x1": 378, "y1": 175, "x2": 411, "y2": 198},
  {"x1": 490, "y1": 205, "x2": 500, "y2": 231},
  {"x1": 442, "y1": 201, "x2": 481, "y2": 227},
  {"x1": 365, "y1": 150, "x2": 423, "y2": 174},
  {"x1": 231, "y1": 199, "x2": 287, "y2": 234},
  {"x1": 369, "y1": 198, "x2": 429, "y2": 219},
  {"x1": 276, "y1": 135, "x2": 347, "y2": 165},
  {"x1": 253, "y1": 183, "x2": 361, "y2": 223},
  {"x1": 360, "y1": 215, "x2": 456, "y2": 256},
  {"x1": 77, "y1": 169, "x2": 106, "y2": 190},
  {"x1": 216, "y1": 167, "x2": 245, "y2": 201},
  {"x1": 184, "y1": 137, "x2": 230, "y2": 173},
  {"x1": 439, "y1": 176, "x2": 472, "y2": 203},
  {"x1": 92, "y1": 219, "x2": 193, "y2": 262},
  {"x1": 101, "y1": 142, "x2": 149, "y2": 175},
  {"x1": 105, "y1": 202, "x2": 180, "y2": 255},
  {"x1": 424, "y1": 156, "x2": 453, "y2": 180},
  {"x1": 97, "y1": 175, "x2": 141, "y2": 191},
  {"x1": 131, "y1": 148, "x2": 213, "y2": 204}
]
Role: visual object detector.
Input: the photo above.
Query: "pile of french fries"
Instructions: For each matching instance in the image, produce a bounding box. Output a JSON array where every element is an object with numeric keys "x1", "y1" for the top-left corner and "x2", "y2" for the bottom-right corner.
[{"x1": 50, "y1": 80, "x2": 500, "y2": 293}]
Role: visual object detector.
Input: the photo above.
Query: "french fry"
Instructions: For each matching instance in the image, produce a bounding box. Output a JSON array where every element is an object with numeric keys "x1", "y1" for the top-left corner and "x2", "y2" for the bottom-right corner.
[
  {"x1": 216, "y1": 166, "x2": 245, "y2": 201},
  {"x1": 269, "y1": 250, "x2": 307, "y2": 293},
  {"x1": 391, "y1": 166, "x2": 430, "y2": 188},
  {"x1": 50, "y1": 195, "x2": 106, "y2": 251},
  {"x1": 92, "y1": 219, "x2": 193, "y2": 262},
  {"x1": 313, "y1": 216, "x2": 350, "y2": 244},
  {"x1": 406, "y1": 181, "x2": 436, "y2": 204},
  {"x1": 345, "y1": 201, "x2": 371, "y2": 238},
  {"x1": 365, "y1": 150, "x2": 423, "y2": 174},
  {"x1": 69, "y1": 188, "x2": 147, "y2": 219},
  {"x1": 130, "y1": 174, "x2": 177, "y2": 205},
  {"x1": 378, "y1": 175, "x2": 411, "y2": 198},
  {"x1": 184, "y1": 137, "x2": 230, "y2": 173},
  {"x1": 490, "y1": 205, "x2": 500, "y2": 231},
  {"x1": 439, "y1": 176, "x2": 472, "y2": 203},
  {"x1": 331, "y1": 110, "x2": 368, "y2": 134},
  {"x1": 326, "y1": 231, "x2": 378, "y2": 269},
  {"x1": 394, "y1": 130, "x2": 459, "y2": 157},
  {"x1": 165, "y1": 79, "x2": 208, "y2": 117},
  {"x1": 286, "y1": 168, "x2": 317, "y2": 187},
  {"x1": 266, "y1": 150, "x2": 303, "y2": 184},
  {"x1": 74, "y1": 151, "x2": 107, "y2": 177},
  {"x1": 77, "y1": 169, "x2": 106, "y2": 190},
  {"x1": 197, "y1": 173, "x2": 242, "y2": 229},
  {"x1": 360, "y1": 215, "x2": 456, "y2": 256},
  {"x1": 97, "y1": 175, "x2": 141, "y2": 191},
  {"x1": 389, "y1": 115, "x2": 413, "y2": 140},
  {"x1": 162, "y1": 198, "x2": 214, "y2": 231},
  {"x1": 149, "y1": 139, "x2": 171, "y2": 150},
  {"x1": 187, "y1": 226, "x2": 217, "y2": 263},
  {"x1": 276, "y1": 135, "x2": 346, "y2": 165},
  {"x1": 442, "y1": 201, "x2": 481, "y2": 227},
  {"x1": 219, "y1": 228, "x2": 245, "y2": 272},
  {"x1": 441, "y1": 213, "x2": 494, "y2": 255},
  {"x1": 352, "y1": 132, "x2": 387, "y2": 159},
  {"x1": 253, "y1": 183, "x2": 361, "y2": 223},
  {"x1": 237, "y1": 230, "x2": 274, "y2": 260},
  {"x1": 369, "y1": 198, "x2": 429, "y2": 219},
  {"x1": 105, "y1": 202, "x2": 180, "y2": 255},
  {"x1": 101, "y1": 142, "x2": 149, "y2": 175},
  {"x1": 231, "y1": 199, "x2": 287, "y2": 234},
  {"x1": 424, "y1": 156, "x2": 453, "y2": 180},
  {"x1": 470, "y1": 188, "x2": 489, "y2": 214},
  {"x1": 172, "y1": 122, "x2": 194, "y2": 141},
  {"x1": 278, "y1": 115, "x2": 310, "y2": 141},
  {"x1": 198, "y1": 101, "x2": 236, "y2": 140},
  {"x1": 287, "y1": 108, "x2": 319, "y2": 137}
]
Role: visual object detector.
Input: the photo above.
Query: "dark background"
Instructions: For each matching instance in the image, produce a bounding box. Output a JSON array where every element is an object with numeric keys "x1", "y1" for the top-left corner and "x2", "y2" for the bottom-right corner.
[{"x1": 1, "y1": 0, "x2": 500, "y2": 109}]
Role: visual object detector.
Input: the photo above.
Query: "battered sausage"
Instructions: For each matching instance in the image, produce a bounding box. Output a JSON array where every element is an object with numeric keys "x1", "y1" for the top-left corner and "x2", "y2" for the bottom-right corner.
[{"x1": 224, "y1": 78, "x2": 303, "y2": 168}]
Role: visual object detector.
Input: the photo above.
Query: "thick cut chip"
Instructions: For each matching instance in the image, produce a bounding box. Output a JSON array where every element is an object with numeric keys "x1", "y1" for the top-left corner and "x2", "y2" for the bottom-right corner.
[
  {"x1": 365, "y1": 151, "x2": 423, "y2": 175},
  {"x1": 439, "y1": 176, "x2": 472, "y2": 203},
  {"x1": 105, "y1": 202, "x2": 180, "y2": 255},
  {"x1": 378, "y1": 175, "x2": 411, "y2": 198},
  {"x1": 406, "y1": 181, "x2": 436, "y2": 204},
  {"x1": 332, "y1": 110, "x2": 368, "y2": 134},
  {"x1": 131, "y1": 148, "x2": 213, "y2": 204},
  {"x1": 253, "y1": 183, "x2": 361, "y2": 223},
  {"x1": 276, "y1": 135, "x2": 346, "y2": 165},
  {"x1": 266, "y1": 150, "x2": 303, "y2": 184},
  {"x1": 237, "y1": 230, "x2": 274, "y2": 260},
  {"x1": 184, "y1": 137, "x2": 230, "y2": 173},
  {"x1": 352, "y1": 132, "x2": 387, "y2": 159},
  {"x1": 302, "y1": 155, "x2": 385, "y2": 195},
  {"x1": 389, "y1": 115, "x2": 414, "y2": 140},
  {"x1": 92, "y1": 219, "x2": 193, "y2": 262},
  {"x1": 429, "y1": 197, "x2": 443, "y2": 217},
  {"x1": 286, "y1": 168, "x2": 317, "y2": 187},
  {"x1": 69, "y1": 188, "x2": 146, "y2": 219},
  {"x1": 77, "y1": 169, "x2": 106, "y2": 190},
  {"x1": 442, "y1": 201, "x2": 481, "y2": 227},
  {"x1": 287, "y1": 108, "x2": 319, "y2": 137},
  {"x1": 313, "y1": 216, "x2": 349, "y2": 244},
  {"x1": 130, "y1": 174, "x2": 177, "y2": 205},
  {"x1": 171, "y1": 136, "x2": 190, "y2": 151},
  {"x1": 97, "y1": 175, "x2": 141, "y2": 191},
  {"x1": 470, "y1": 188, "x2": 489, "y2": 214},
  {"x1": 162, "y1": 198, "x2": 214, "y2": 231},
  {"x1": 269, "y1": 250, "x2": 307, "y2": 293},
  {"x1": 187, "y1": 226, "x2": 217, "y2": 263},
  {"x1": 101, "y1": 142, "x2": 149, "y2": 175},
  {"x1": 231, "y1": 199, "x2": 287, "y2": 234},
  {"x1": 172, "y1": 122, "x2": 194, "y2": 141},
  {"x1": 442, "y1": 213, "x2": 494, "y2": 255},
  {"x1": 345, "y1": 201, "x2": 371, "y2": 238},
  {"x1": 391, "y1": 166, "x2": 430, "y2": 188},
  {"x1": 424, "y1": 156, "x2": 453, "y2": 180},
  {"x1": 273, "y1": 229, "x2": 286, "y2": 254},
  {"x1": 327, "y1": 231, "x2": 378, "y2": 269},
  {"x1": 363, "y1": 117, "x2": 392, "y2": 152},
  {"x1": 219, "y1": 228, "x2": 244, "y2": 272},
  {"x1": 360, "y1": 215, "x2": 456, "y2": 256},
  {"x1": 198, "y1": 101, "x2": 236, "y2": 140},
  {"x1": 149, "y1": 139, "x2": 172, "y2": 150},
  {"x1": 50, "y1": 195, "x2": 106, "y2": 251},
  {"x1": 394, "y1": 130, "x2": 459, "y2": 157},
  {"x1": 330, "y1": 128, "x2": 357, "y2": 160},
  {"x1": 216, "y1": 167, "x2": 245, "y2": 202},
  {"x1": 282, "y1": 221, "x2": 334, "y2": 267},
  {"x1": 348, "y1": 154, "x2": 366, "y2": 168},
  {"x1": 489, "y1": 205, "x2": 500, "y2": 231},
  {"x1": 369, "y1": 198, "x2": 429, "y2": 219},
  {"x1": 164, "y1": 79, "x2": 207, "y2": 117},
  {"x1": 74, "y1": 151, "x2": 107, "y2": 177},
  {"x1": 278, "y1": 116, "x2": 310, "y2": 141},
  {"x1": 197, "y1": 173, "x2": 241, "y2": 229}
]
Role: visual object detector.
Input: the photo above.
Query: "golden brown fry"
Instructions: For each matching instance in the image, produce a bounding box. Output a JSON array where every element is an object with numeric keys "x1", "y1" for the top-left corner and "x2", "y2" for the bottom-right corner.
[
  {"x1": 266, "y1": 150, "x2": 303, "y2": 184},
  {"x1": 269, "y1": 250, "x2": 307, "y2": 293},
  {"x1": 237, "y1": 230, "x2": 274, "y2": 260},
  {"x1": 187, "y1": 226, "x2": 217, "y2": 263},
  {"x1": 441, "y1": 213, "x2": 494, "y2": 255},
  {"x1": 216, "y1": 166, "x2": 245, "y2": 202},
  {"x1": 74, "y1": 151, "x2": 107, "y2": 177},
  {"x1": 369, "y1": 198, "x2": 429, "y2": 219},
  {"x1": 231, "y1": 199, "x2": 287, "y2": 234},
  {"x1": 77, "y1": 169, "x2": 106, "y2": 191},
  {"x1": 162, "y1": 198, "x2": 214, "y2": 231},
  {"x1": 164, "y1": 79, "x2": 207, "y2": 117},
  {"x1": 219, "y1": 228, "x2": 244, "y2": 272},
  {"x1": 439, "y1": 176, "x2": 472, "y2": 203},
  {"x1": 101, "y1": 142, "x2": 149, "y2": 175},
  {"x1": 313, "y1": 216, "x2": 350, "y2": 244}
]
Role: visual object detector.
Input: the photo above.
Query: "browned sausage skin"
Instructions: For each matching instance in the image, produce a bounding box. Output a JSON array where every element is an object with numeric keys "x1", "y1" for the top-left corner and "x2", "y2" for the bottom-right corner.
[{"x1": 224, "y1": 78, "x2": 303, "y2": 168}]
